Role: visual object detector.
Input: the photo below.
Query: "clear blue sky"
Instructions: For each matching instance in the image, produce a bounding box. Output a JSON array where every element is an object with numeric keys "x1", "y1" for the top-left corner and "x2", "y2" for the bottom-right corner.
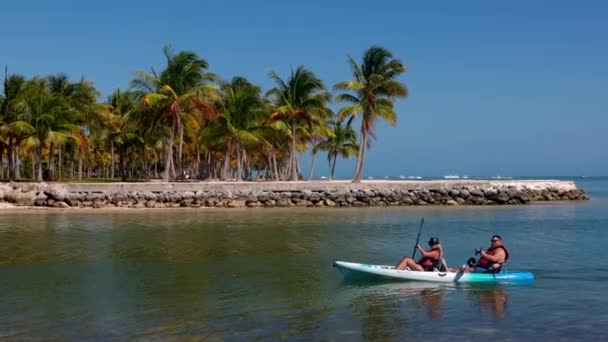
[{"x1": 3, "y1": 0, "x2": 607, "y2": 177}]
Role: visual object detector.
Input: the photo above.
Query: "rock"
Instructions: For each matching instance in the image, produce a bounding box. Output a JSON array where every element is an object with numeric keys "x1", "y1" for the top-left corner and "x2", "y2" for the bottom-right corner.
[
  {"x1": 181, "y1": 199, "x2": 194, "y2": 207},
  {"x1": 247, "y1": 201, "x2": 262, "y2": 208},
  {"x1": 14, "y1": 191, "x2": 37, "y2": 206},
  {"x1": 264, "y1": 199, "x2": 276, "y2": 207},
  {"x1": 448, "y1": 189, "x2": 460, "y2": 197},
  {"x1": 52, "y1": 201, "x2": 70, "y2": 208},
  {"x1": 257, "y1": 193, "x2": 270, "y2": 202},
  {"x1": 432, "y1": 188, "x2": 448, "y2": 196},
  {"x1": 469, "y1": 188, "x2": 483, "y2": 197},
  {"x1": 401, "y1": 198, "x2": 414, "y2": 205},
  {"x1": 298, "y1": 200, "x2": 314, "y2": 207},
  {"x1": 228, "y1": 200, "x2": 246, "y2": 208},
  {"x1": 352, "y1": 201, "x2": 368, "y2": 207},
  {"x1": 81, "y1": 201, "x2": 93, "y2": 207},
  {"x1": 277, "y1": 198, "x2": 293, "y2": 207},
  {"x1": 169, "y1": 193, "x2": 183, "y2": 203},
  {"x1": 446, "y1": 199, "x2": 458, "y2": 206},
  {"x1": 483, "y1": 188, "x2": 498, "y2": 199},
  {"x1": 133, "y1": 202, "x2": 146, "y2": 209},
  {"x1": 324, "y1": 199, "x2": 336, "y2": 207},
  {"x1": 195, "y1": 191, "x2": 206, "y2": 201},
  {"x1": 459, "y1": 189, "x2": 470, "y2": 198},
  {"x1": 495, "y1": 191, "x2": 510, "y2": 204},
  {"x1": 45, "y1": 187, "x2": 67, "y2": 201},
  {"x1": 309, "y1": 193, "x2": 321, "y2": 202}
]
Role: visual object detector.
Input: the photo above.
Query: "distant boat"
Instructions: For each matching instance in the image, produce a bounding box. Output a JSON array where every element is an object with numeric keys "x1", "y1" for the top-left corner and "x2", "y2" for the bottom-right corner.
[
  {"x1": 462, "y1": 175, "x2": 469, "y2": 179},
  {"x1": 383, "y1": 176, "x2": 389, "y2": 179},
  {"x1": 320, "y1": 176, "x2": 328, "y2": 180},
  {"x1": 399, "y1": 175, "x2": 406, "y2": 179},
  {"x1": 367, "y1": 176, "x2": 374, "y2": 180},
  {"x1": 414, "y1": 176, "x2": 423, "y2": 179},
  {"x1": 443, "y1": 175, "x2": 460, "y2": 179}
]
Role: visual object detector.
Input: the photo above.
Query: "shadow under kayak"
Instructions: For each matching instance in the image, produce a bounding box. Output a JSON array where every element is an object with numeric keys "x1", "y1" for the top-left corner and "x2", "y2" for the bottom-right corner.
[{"x1": 333, "y1": 261, "x2": 535, "y2": 283}]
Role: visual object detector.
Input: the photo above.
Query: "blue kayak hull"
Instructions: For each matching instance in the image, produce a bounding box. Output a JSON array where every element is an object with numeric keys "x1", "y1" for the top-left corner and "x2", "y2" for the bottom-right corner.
[{"x1": 334, "y1": 261, "x2": 535, "y2": 283}]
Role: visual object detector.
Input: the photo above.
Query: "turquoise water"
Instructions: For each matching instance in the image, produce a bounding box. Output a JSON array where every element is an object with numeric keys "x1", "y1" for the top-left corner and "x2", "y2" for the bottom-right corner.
[{"x1": 1, "y1": 178, "x2": 607, "y2": 340}]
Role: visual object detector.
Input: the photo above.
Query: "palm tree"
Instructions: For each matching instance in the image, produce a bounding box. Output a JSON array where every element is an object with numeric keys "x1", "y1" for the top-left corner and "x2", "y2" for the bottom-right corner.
[
  {"x1": 201, "y1": 77, "x2": 267, "y2": 181},
  {"x1": 267, "y1": 66, "x2": 331, "y2": 181},
  {"x1": 100, "y1": 89, "x2": 142, "y2": 181},
  {"x1": 132, "y1": 45, "x2": 218, "y2": 181},
  {"x1": 21, "y1": 78, "x2": 70, "y2": 181},
  {"x1": 314, "y1": 119, "x2": 359, "y2": 180},
  {"x1": 60, "y1": 76, "x2": 100, "y2": 180},
  {"x1": 0, "y1": 69, "x2": 31, "y2": 180},
  {"x1": 334, "y1": 46, "x2": 408, "y2": 182}
]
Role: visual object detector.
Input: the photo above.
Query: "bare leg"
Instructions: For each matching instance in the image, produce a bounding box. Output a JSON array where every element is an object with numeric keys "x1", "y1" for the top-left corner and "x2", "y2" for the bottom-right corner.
[{"x1": 395, "y1": 257, "x2": 424, "y2": 271}]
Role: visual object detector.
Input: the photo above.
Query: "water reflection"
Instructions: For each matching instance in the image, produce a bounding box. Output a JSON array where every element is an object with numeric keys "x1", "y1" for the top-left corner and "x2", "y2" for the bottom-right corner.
[
  {"x1": 344, "y1": 278, "x2": 512, "y2": 335},
  {"x1": 466, "y1": 284, "x2": 509, "y2": 320}
]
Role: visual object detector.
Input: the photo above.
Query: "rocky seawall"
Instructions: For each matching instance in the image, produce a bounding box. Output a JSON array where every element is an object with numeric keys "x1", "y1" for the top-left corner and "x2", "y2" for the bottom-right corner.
[{"x1": 0, "y1": 180, "x2": 588, "y2": 209}]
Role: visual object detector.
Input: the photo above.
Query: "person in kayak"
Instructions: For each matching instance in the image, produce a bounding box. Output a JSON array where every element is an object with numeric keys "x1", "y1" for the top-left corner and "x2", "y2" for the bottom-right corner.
[
  {"x1": 467, "y1": 234, "x2": 510, "y2": 273},
  {"x1": 395, "y1": 237, "x2": 444, "y2": 271}
]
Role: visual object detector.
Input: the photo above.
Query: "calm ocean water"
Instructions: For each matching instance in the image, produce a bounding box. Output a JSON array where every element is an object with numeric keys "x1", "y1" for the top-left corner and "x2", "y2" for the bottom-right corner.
[{"x1": 1, "y1": 178, "x2": 607, "y2": 341}]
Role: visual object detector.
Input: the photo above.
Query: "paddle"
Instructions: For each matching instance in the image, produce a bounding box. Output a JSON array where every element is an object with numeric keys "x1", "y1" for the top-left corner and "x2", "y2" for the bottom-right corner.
[{"x1": 411, "y1": 217, "x2": 425, "y2": 259}]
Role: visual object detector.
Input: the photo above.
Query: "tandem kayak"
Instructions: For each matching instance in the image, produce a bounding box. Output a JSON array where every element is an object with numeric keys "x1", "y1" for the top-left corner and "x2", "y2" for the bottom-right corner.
[{"x1": 333, "y1": 261, "x2": 534, "y2": 283}]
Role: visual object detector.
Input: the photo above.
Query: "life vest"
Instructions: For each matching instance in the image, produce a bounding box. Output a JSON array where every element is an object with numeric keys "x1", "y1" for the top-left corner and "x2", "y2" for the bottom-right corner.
[
  {"x1": 478, "y1": 245, "x2": 509, "y2": 267},
  {"x1": 418, "y1": 246, "x2": 441, "y2": 269}
]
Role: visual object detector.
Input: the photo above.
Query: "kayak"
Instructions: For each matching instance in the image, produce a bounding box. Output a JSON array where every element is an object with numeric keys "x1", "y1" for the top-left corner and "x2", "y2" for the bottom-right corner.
[{"x1": 334, "y1": 261, "x2": 534, "y2": 283}]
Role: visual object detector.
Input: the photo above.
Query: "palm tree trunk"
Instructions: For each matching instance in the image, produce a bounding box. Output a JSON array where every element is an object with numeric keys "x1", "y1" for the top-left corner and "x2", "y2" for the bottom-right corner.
[
  {"x1": 78, "y1": 151, "x2": 83, "y2": 180},
  {"x1": 14, "y1": 145, "x2": 21, "y2": 180},
  {"x1": 330, "y1": 154, "x2": 338, "y2": 180},
  {"x1": 163, "y1": 116, "x2": 177, "y2": 182},
  {"x1": 306, "y1": 151, "x2": 316, "y2": 181},
  {"x1": 110, "y1": 141, "x2": 115, "y2": 179},
  {"x1": 290, "y1": 123, "x2": 298, "y2": 181},
  {"x1": 7, "y1": 138, "x2": 14, "y2": 180},
  {"x1": 31, "y1": 153, "x2": 35, "y2": 180},
  {"x1": 221, "y1": 145, "x2": 231, "y2": 180},
  {"x1": 0, "y1": 144, "x2": 4, "y2": 179},
  {"x1": 49, "y1": 142, "x2": 55, "y2": 180},
  {"x1": 236, "y1": 144, "x2": 242, "y2": 181},
  {"x1": 36, "y1": 146, "x2": 43, "y2": 182},
  {"x1": 177, "y1": 120, "x2": 184, "y2": 179},
  {"x1": 352, "y1": 130, "x2": 367, "y2": 182},
  {"x1": 58, "y1": 144, "x2": 62, "y2": 180},
  {"x1": 271, "y1": 149, "x2": 279, "y2": 180},
  {"x1": 120, "y1": 150, "x2": 127, "y2": 181}
]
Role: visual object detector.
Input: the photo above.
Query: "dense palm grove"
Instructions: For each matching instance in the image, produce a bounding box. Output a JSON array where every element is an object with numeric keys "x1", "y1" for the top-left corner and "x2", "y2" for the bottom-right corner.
[{"x1": 0, "y1": 46, "x2": 407, "y2": 182}]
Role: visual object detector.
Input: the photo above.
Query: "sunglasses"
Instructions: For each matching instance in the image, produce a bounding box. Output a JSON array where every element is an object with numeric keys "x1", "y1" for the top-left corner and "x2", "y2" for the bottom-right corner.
[{"x1": 491, "y1": 239, "x2": 499, "y2": 242}]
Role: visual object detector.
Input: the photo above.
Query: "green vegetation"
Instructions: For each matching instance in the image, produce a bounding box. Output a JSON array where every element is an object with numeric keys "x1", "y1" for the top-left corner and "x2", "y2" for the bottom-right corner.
[{"x1": 0, "y1": 46, "x2": 407, "y2": 182}]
